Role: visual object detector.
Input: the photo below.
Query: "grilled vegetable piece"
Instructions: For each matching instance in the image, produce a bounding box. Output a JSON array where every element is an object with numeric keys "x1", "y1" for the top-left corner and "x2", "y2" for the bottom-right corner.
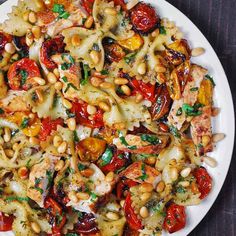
[
  {"x1": 197, "y1": 78, "x2": 213, "y2": 106},
  {"x1": 118, "y1": 33, "x2": 144, "y2": 51}
]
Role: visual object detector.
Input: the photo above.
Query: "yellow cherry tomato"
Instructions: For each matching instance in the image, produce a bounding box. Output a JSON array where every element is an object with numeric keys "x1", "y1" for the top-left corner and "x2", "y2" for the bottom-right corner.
[
  {"x1": 22, "y1": 118, "x2": 41, "y2": 137},
  {"x1": 118, "y1": 34, "x2": 144, "y2": 51}
]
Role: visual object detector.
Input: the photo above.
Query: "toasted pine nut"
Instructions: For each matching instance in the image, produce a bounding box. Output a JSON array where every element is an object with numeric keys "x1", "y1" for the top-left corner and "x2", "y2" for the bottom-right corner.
[
  {"x1": 55, "y1": 160, "x2": 65, "y2": 171},
  {"x1": 145, "y1": 156, "x2": 156, "y2": 165},
  {"x1": 120, "y1": 200, "x2": 125, "y2": 207},
  {"x1": 3, "y1": 127, "x2": 11, "y2": 142},
  {"x1": 31, "y1": 222, "x2": 41, "y2": 233},
  {"x1": 135, "y1": 93, "x2": 143, "y2": 103},
  {"x1": 202, "y1": 135, "x2": 211, "y2": 147},
  {"x1": 67, "y1": 118, "x2": 76, "y2": 131},
  {"x1": 35, "y1": 89, "x2": 44, "y2": 103},
  {"x1": 76, "y1": 192, "x2": 90, "y2": 200},
  {"x1": 80, "y1": 168, "x2": 94, "y2": 177},
  {"x1": 5, "y1": 149, "x2": 14, "y2": 157},
  {"x1": 33, "y1": 77, "x2": 46, "y2": 85},
  {"x1": 12, "y1": 143, "x2": 19, "y2": 151},
  {"x1": 29, "y1": 137, "x2": 40, "y2": 145},
  {"x1": 93, "y1": 71, "x2": 107, "y2": 78},
  {"x1": 23, "y1": 11, "x2": 29, "y2": 21},
  {"x1": 4, "y1": 43, "x2": 16, "y2": 54},
  {"x1": 90, "y1": 50, "x2": 100, "y2": 65},
  {"x1": 54, "y1": 81, "x2": 63, "y2": 90},
  {"x1": 104, "y1": 7, "x2": 117, "y2": 15},
  {"x1": 62, "y1": 99, "x2": 72, "y2": 109},
  {"x1": 98, "y1": 101, "x2": 110, "y2": 112},
  {"x1": 114, "y1": 78, "x2": 128, "y2": 85},
  {"x1": 179, "y1": 181, "x2": 190, "y2": 187},
  {"x1": 155, "y1": 65, "x2": 166, "y2": 73},
  {"x1": 106, "y1": 212, "x2": 120, "y2": 220},
  {"x1": 140, "y1": 192, "x2": 151, "y2": 201},
  {"x1": 53, "y1": 135, "x2": 63, "y2": 147},
  {"x1": 18, "y1": 167, "x2": 29, "y2": 179},
  {"x1": 121, "y1": 85, "x2": 131, "y2": 96},
  {"x1": 68, "y1": 191, "x2": 78, "y2": 203},
  {"x1": 139, "y1": 183, "x2": 153, "y2": 193},
  {"x1": 151, "y1": 29, "x2": 159, "y2": 37},
  {"x1": 71, "y1": 34, "x2": 81, "y2": 47},
  {"x1": 139, "y1": 206, "x2": 149, "y2": 218},
  {"x1": 90, "y1": 76, "x2": 103, "y2": 87},
  {"x1": 212, "y1": 107, "x2": 220, "y2": 117},
  {"x1": 53, "y1": 68, "x2": 60, "y2": 78},
  {"x1": 84, "y1": 16, "x2": 94, "y2": 29},
  {"x1": 100, "y1": 82, "x2": 112, "y2": 89},
  {"x1": 105, "y1": 171, "x2": 114, "y2": 182},
  {"x1": 180, "y1": 167, "x2": 191, "y2": 178},
  {"x1": 137, "y1": 62, "x2": 146, "y2": 75},
  {"x1": 191, "y1": 47, "x2": 205, "y2": 57},
  {"x1": 87, "y1": 105, "x2": 97, "y2": 115},
  {"x1": 156, "y1": 181, "x2": 165, "y2": 193},
  {"x1": 31, "y1": 26, "x2": 41, "y2": 39},
  {"x1": 47, "y1": 72, "x2": 57, "y2": 84},
  {"x1": 170, "y1": 167, "x2": 178, "y2": 181},
  {"x1": 57, "y1": 141, "x2": 67, "y2": 154},
  {"x1": 203, "y1": 156, "x2": 217, "y2": 168},
  {"x1": 29, "y1": 11, "x2": 37, "y2": 24},
  {"x1": 212, "y1": 133, "x2": 225, "y2": 143}
]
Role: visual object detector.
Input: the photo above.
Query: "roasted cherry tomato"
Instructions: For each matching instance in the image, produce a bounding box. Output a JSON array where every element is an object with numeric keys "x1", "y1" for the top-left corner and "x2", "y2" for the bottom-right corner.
[
  {"x1": 81, "y1": 0, "x2": 95, "y2": 15},
  {"x1": 130, "y1": 2, "x2": 160, "y2": 34},
  {"x1": 116, "y1": 178, "x2": 137, "y2": 199},
  {"x1": 104, "y1": 43, "x2": 126, "y2": 63},
  {"x1": 124, "y1": 193, "x2": 143, "y2": 231},
  {"x1": 150, "y1": 84, "x2": 172, "y2": 120},
  {"x1": 193, "y1": 167, "x2": 212, "y2": 199},
  {"x1": 75, "y1": 213, "x2": 99, "y2": 234},
  {"x1": 0, "y1": 212, "x2": 14, "y2": 232},
  {"x1": 7, "y1": 58, "x2": 41, "y2": 90},
  {"x1": 71, "y1": 101, "x2": 104, "y2": 128},
  {"x1": 0, "y1": 32, "x2": 12, "y2": 53},
  {"x1": 38, "y1": 117, "x2": 64, "y2": 141},
  {"x1": 163, "y1": 203, "x2": 186, "y2": 233},
  {"x1": 40, "y1": 36, "x2": 65, "y2": 69}
]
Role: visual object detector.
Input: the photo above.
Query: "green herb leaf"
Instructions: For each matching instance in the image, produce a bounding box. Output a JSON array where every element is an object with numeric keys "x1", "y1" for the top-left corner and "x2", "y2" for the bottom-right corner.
[
  {"x1": 20, "y1": 117, "x2": 30, "y2": 129},
  {"x1": 137, "y1": 163, "x2": 148, "y2": 181},
  {"x1": 81, "y1": 64, "x2": 90, "y2": 85},
  {"x1": 190, "y1": 87, "x2": 198, "y2": 92},
  {"x1": 26, "y1": 159, "x2": 32, "y2": 169},
  {"x1": 90, "y1": 192, "x2": 97, "y2": 202},
  {"x1": 46, "y1": 170, "x2": 53, "y2": 190},
  {"x1": 169, "y1": 125, "x2": 181, "y2": 138},
  {"x1": 176, "y1": 107, "x2": 182, "y2": 116},
  {"x1": 176, "y1": 185, "x2": 186, "y2": 193},
  {"x1": 118, "y1": 131, "x2": 137, "y2": 150},
  {"x1": 0, "y1": 108, "x2": 4, "y2": 114},
  {"x1": 140, "y1": 134, "x2": 160, "y2": 145},
  {"x1": 182, "y1": 103, "x2": 203, "y2": 116},
  {"x1": 20, "y1": 69, "x2": 28, "y2": 86},
  {"x1": 61, "y1": 62, "x2": 72, "y2": 70},
  {"x1": 78, "y1": 163, "x2": 86, "y2": 171},
  {"x1": 159, "y1": 26, "x2": 166, "y2": 35},
  {"x1": 124, "y1": 52, "x2": 137, "y2": 64},
  {"x1": 205, "y1": 74, "x2": 216, "y2": 87},
  {"x1": 73, "y1": 130, "x2": 79, "y2": 142},
  {"x1": 100, "y1": 147, "x2": 113, "y2": 166},
  {"x1": 100, "y1": 69, "x2": 109, "y2": 75},
  {"x1": 62, "y1": 76, "x2": 68, "y2": 82},
  {"x1": 66, "y1": 233, "x2": 79, "y2": 236},
  {"x1": 53, "y1": 4, "x2": 70, "y2": 19},
  {"x1": 6, "y1": 196, "x2": 29, "y2": 202}
]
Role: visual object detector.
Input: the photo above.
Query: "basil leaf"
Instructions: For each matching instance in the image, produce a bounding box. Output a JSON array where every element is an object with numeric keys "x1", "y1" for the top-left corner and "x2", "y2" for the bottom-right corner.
[
  {"x1": 118, "y1": 131, "x2": 137, "y2": 150},
  {"x1": 137, "y1": 163, "x2": 148, "y2": 181},
  {"x1": 140, "y1": 134, "x2": 160, "y2": 145},
  {"x1": 100, "y1": 147, "x2": 113, "y2": 166},
  {"x1": 182, "y1": 103, "x2": 203, "y2": 116},
  {"x1": 159, "y1": 26, "x2": 166, "y2": 35},
  {"x1": 20, "y1": 69, "x2": 28, "y2": 86},
  {"x1": 176, "y1": 107, "x2": 182, "y2": 116},
  {"x1": 73, "y1": 130, "x2": 79, "y2": 142},
  {"x1": 81, "y1": 64, "x2": 90, "y2": 85},
  {"x1": 20, "y1": 117, "x2": 30, "y2": 128},
  {"x1": 6, "y1": 196, "x2": 29, "y2": 202},
  {"x1": 78, "y1": 163, "x2": 86, "y2": 171},
  {"x1": 169, "y1": 125, "x2": 181, "y2": 138},
  {"x1": 100, "y1": 69, "x2": 109, "y2": 75},
  {"x1": 53, "y1": 4, "x2": 70, "y2": 19}
]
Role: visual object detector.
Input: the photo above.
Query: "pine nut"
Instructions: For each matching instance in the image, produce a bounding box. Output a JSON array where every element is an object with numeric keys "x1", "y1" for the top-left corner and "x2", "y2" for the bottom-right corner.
[
  {"x1": 170, "y1": 167, "x2": 178, "y2": 181},
  {"x1": 121, "y1": 85, "x2": 131, "y2": 96},
  {"x1": 139, "y1": 183, "x2": 153, "y2": 193},
  {"x1": 84, "y1": 16, "x2": 94, "y2": 29},
  {"x1": 87, "y1": 105, "x2": 97, "y2": 115},
  {"x1": 31, "y1": 26, "x2": 41, "y2": 39},
  {"x1": 76, "y1": 192, "x2": 90, "y2": 200},
  {"x1": 29, "y1": 137, "x2": 39, "y2": 145},
  {"x1": 55, "y1": 160, "x2": 64, "y2": 171},
  {"x1": 23, "y1": 11, "x2": 29, "y2": 21},
  {"x1": 202, "y1": 135, "x2": 211, "y2": 147},
  {"x1": 4, "y1": 43, "x2": 16, "y2": 54},
  {"x1": 5, "y1": 149, "x2": 14, "y2": 157},
  {"x1": 26, "y1": 32, "x2": 34, "y2": 47},
  {"x1": 191, "y1": 47, "x2": 205, "y2": 57},
  {"x1": 135, "y1": 93, "x2": 143, "y2": 103},
  {"x1": 12, "y1": 143, "x2": 19, "y2": 151},
  {"x1": 137, "y1": 62, "x2": 146, "y2": 75},
  {"x1": 140, "y1": 192, "x2": 151, "y2": 201},
  {"x1": 47, "y1": 72, "x2": 57, "y2": 84},
  {"x1": 3, "y1": 127, "x2": 11, "y2": 142},
  {"x1": 53, "y1": 68, "x2": 60, "y2": 78},
  {"x1": 151, "y1": 29, "x2": 159, "y2": 37},
  {"x1": 33, "y1": 77, "x2": 46, "y2": 85},
  {"x1": 145, "y1": 156, "x2": 156, "y2": 165},
  {"x1": 98, "y1": 101, "x2": 110, "y2": 112},
  {"x1": 104, "y1": 7, "x2": 117, "y2": 15},
  {"x1": 139, "y1": 206, "x2": 149, "y2": 218},
  {"x1": 54, "y1": 81, "x2": 63, "y2": 90},
  {"x1": 90, "y1": 50, "x2": 100, "y2": 65},
  {"x1": 155, "y1": 65, "x2": 166, "y2": 73},
  {"x1": 57, "y1": 141, "x2": 67, "y2": 154},
  {"x1": 31, "y1": 222, "x2": 41, "y2": 233},
  {"x1": 80, "y1": 168, "x2": 94, "y2": 177},
  {"x1": 29, "y1": 11, "x2": 37, "y2": 24},
  {"x1": 105, "y1": 171, "x2": 114, "y2": 182},
  {"x1": 114, "y1": 78, "x2": 128, "y2": 85},
  {"x1": 67, "y1": 118, "x2": 76, "y2": 131},
  {"x1": 180, "y1": 167, "x2": 191, "y2": 178},
  {"x1": 178, "y1": 181, "x2": 190, "y2": 187},
  {"x1": 90, "y1": 76, "x2": 103, "y2": 87},
  {"x1": 18, "y1": 167, "x2": 29, "y2": 179},
  {"x1": 71, "y1": 34, "x2": 81, "y2": 47},
  {"x1": 212, "y1": 133, "x2": 225, "y2": 143},
  {"x1": 212, "y1": 107, "x2": 220, "y2": 117},
  {"x1": 62, "y1": 99, "x2": 72, "y2": 109},
  {"x1": 120, "y1": 200, "x2": 125, "y2": 207},
  {"x1": 68, "y1": 191, "x2": 78, "y2": 203},
  {"x1": 156, "y1": 181, "x2": 165, "y2": 193},
  {"x1": 93, "y1": 71, "x2": 106, "y2": 78},
  {"x1": 51, "y1": 54, "x2": 64, "y2": 64},
  {"x1": 106, "y1": 212, "x2": 119, "y2": 220},
  {"x1": 53, "y1": 135, "x2": 63, "y2": 147},
  {"x1": 100, "y1": 82, "x2": 112, "y2": 89},
  {"x1": 203, "y1": 156, "x2": 217, "y2": 168},
  {"x1": 35, "y1": 89, "x2": 44, "y2": 103}
]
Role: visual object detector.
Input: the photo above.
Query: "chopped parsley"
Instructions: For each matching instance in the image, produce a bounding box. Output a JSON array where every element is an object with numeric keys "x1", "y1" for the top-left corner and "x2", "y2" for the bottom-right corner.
[
  {"x1": 26, "y1": 159, "x2": 32, "y2": 169},
  {"x1": 78, "y1": 163, "x2": 86, "y2": 171},
  {"x1": 176, "y1": 107, "x2": 182, "y2": 116},
  {"x1": 169, "y1": 125, "x2": 181, "y2": 138},
  {"x1": 81, "y1": 64, "x2": 90, "y2": 85},
  {"x1": 64, "y1": 83, "x2": 78, "y2": 93},
  {"x1": 182, "y1": 103, "x2": 203, "y2": 116},
  {"x1": 118, "y1": 131, "x2": 137, "y2": 150},
  {"x1": 137, "y1": 163, "x2": 148, "y2": 181},
  {"x1": 100, "y1": 147, "x2": 113, "y2": 166},
  {"x1": 90, "y1": 192, "x2": 97, "y2": 202},
  {"x1": 190, "y1": 87, "x2": 198, "y2": 92},
  {"x1": 20, "y1": 117, "x2": 30, "y2": 129},
  {"x1": 19, "y1": 69, "x2": 28, "y2": 86},
  {"x1": 73, "y1": 130, "x2": 79, "y2": 142},
  {"x1": 159, "y1": 26, "x2": 166, "y2": 35},
  {"x1": 6, "y1": 196, "x2": 29, "y2": 202},
  {"x1": 140, "y1": 134, "x2": 160, "y2": 145},
  {"x1": 61, "y1": 62, "x2": 73, "y2": 70},
  {"x1": 100, "y1": 69, "x2": 109, "y2": 75},
  {"x1": 53, "y1": 4, "x2": 70, "y2": 19},
  {"x1": 62, "y1": 76, "x2": 68, "y2": 82},
  {"x1": 124, "y1": 52, "x2": 137, "y2": 64},
  {"x1": 205, "y1": 74, "x2": 216, "y2": 87},
  {"x1": 46, "y1": 170, "x2": 53, "y2": 190},
  {"x1": 176, "y1": 185, "x2": 187, "y2": 193}
]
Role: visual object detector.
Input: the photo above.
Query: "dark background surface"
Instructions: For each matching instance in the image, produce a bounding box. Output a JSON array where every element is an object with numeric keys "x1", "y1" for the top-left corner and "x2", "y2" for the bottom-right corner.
[{"x1": 0, "y1": 0, "x2": 235, "y2": 235}]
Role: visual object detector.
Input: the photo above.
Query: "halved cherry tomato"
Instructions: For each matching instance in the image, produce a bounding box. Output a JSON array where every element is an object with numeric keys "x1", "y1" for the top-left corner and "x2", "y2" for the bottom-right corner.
[
  {"x1": 71, "y1": 101, "x2": 104, "y2": 128},
  {"x1": 124, "y1": 193, "x2": 143, "y2": 231},
  {"x1": 0, "y1": 212, "x2": 14, "y2": 232},
  {"x1": 193, "y1": 167, "x2": 212, "y2": 199},
  {"x1": 130, "y1": 2, "x2": 160, "y2": 34},
  {"x1": 81, "y1": 0, "x2": 95, "y2": 15},
  {"x1": 38, "y1": 117, "x2": 64, "y2": 141},
  {"x1": 116, "y1": 178, "x2": 137, "y2": 199},
  {"x1": 75, "y1": 213, "x2": 99, "y2": 234},
  {"x1": 0, "y1": 32, "x2": 12, "y2": 53},
  {"x1": 7, "y1": 58, "x2": 41, "y2": 90},
  {"x1": 163, "y1": 203, "x2": 186, "y2": 233},
  {"x1": 104, "y1": 43, "x2": 126, "y2": 63},
  {"x1": 40, "y1": 36, "x2": 65, "y2": 69}
]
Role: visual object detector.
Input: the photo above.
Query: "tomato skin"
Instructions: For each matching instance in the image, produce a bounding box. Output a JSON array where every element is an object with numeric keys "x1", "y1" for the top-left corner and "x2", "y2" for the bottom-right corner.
[
  {"x1": 75, "y1": 213, "x2": 99, "y2": 234},
  {"x1": 104, "y1": 43, "x2": 125, "y2": 63},
  {"x1": 116, "y1": 178, "x2": 137, "y2": 199},
  {"x1": 163, "y1": 203, "x2": 186, "y2": 234},
  {"x1": 0, "y1": 32, "x2": 12, "y2": 53},
  {"x1": 130, "y1": 2, "x2": 160, "y2": 34},
  {"x1": 71, "y1": 102, "x2": 104, "y2": 128},
  {"x1": 193, "y1": 167, "x2": 212, "y2": 199},
  {"x1": 124, "y1": 193, "x2": 143, "y2": 231},
  {"x1": 0, "y1": 212, "x2": 14, "y2": 232},
  {"x1": 7, "y1": 58, "x2": 41, "y2": 90},
  {"x1": 38, "y1": 117, "x2": 64, "y2": 141},
  {"x1": 40, "y1": 36, "x2": 65, "y2": 69},
  {"x1": 81, "y1": 0, "x2": 95, "y2": 15}
]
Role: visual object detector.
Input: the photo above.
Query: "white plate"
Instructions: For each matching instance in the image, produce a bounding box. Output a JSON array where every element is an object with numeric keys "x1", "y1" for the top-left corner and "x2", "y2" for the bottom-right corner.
[{"x1": 0, "y1": 0, "x2": 234, "y2": 235}]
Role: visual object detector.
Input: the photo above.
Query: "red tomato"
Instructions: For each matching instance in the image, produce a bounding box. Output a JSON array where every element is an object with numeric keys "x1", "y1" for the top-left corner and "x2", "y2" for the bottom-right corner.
[
  {"x1": 7, "y1": 58, "x2": 41, "y2": 90},
  {"x1": 116, "y1": 178, "x2": 137, "y2": 199},
  {"x1": 71, "y1": 101, "x2": 104, "y2": 128},
  {"x1": 75, "y1": 213, "x2": 99, "y2": 234},
  {"x1": 163, "y1": 203, "x2": 186, "y2": 233},
  {"x1": 40, "y1": 36, "x2": 65, "y2": 69},
  {"x1": 38, "y1": 117, "x2": 64, "y2": 141},
  {"x1": 0, "y1": 32, "x2": 12, "y2": 53},
  {"x1": 193, "y1": 167, "x2": 212, "y2": 199},
  {"x1": 0, "y1": 212, "x2": 14, "y2": 232},
  {"x1": 130, "y1": 2, "x2": 160, "y2": 34},
  {"x1": 124, "y1": 193, "x2": 143, "y2": 231},
  {"x1": 81, "y1": 0, "x2": 95, "y2": 15},
  {"x1": 104, "y1": 43, "x2": 125, "y2": 63}
]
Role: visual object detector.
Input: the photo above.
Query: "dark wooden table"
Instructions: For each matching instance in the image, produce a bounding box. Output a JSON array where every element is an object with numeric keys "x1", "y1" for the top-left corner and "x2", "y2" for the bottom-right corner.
[{"x1": 0, "y1": 0, "x2": 235, "y2": 235}]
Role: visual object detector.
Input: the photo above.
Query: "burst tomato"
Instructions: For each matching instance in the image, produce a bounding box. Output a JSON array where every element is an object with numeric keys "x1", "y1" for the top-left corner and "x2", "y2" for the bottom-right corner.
[
  {"x1": 7, "y1": 58, "x2": 41, "y2": 90},
  {"x1": 0, "y1": 212, "x2": 14, "y2": 232},
  {"x1": 75, "y1": 213, "x2": 99, "y2": 234}
]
